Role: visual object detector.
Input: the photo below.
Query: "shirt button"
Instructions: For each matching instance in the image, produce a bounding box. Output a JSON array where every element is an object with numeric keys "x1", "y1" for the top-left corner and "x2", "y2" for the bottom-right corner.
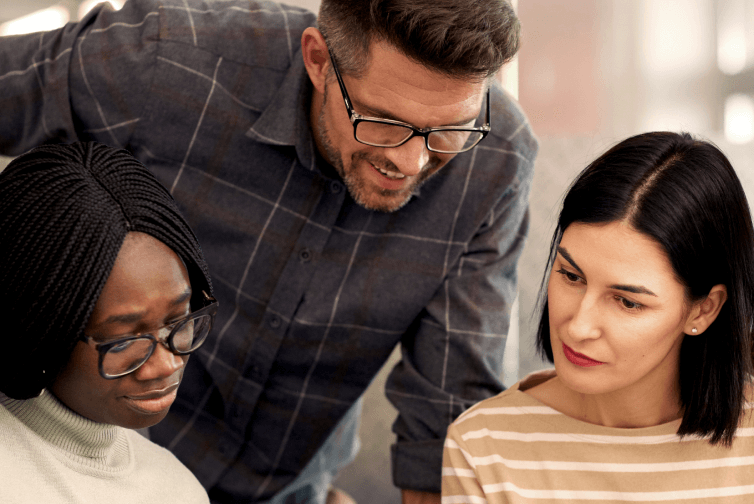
[
  {"x1": 269, "y1": 315, "x2": 281, "y2": 328},
  {"x1": 330, "y1": 181, "x2": 343, "y2": 194},
  {"x1": 218, "y1": 440, "x2": 230, "y2": 456},
  {"x1": 299, "y1": 248, "x2": 312, "y2": 263}
]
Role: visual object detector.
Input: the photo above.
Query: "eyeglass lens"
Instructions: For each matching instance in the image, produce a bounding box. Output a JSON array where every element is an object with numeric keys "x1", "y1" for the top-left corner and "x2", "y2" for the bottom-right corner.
[
  {"x1": 355, "y1": 121, "x2": 485, "y2": 153},
  {"x1": 101, "y1": 314, "x2": 213, "y2": 377}
]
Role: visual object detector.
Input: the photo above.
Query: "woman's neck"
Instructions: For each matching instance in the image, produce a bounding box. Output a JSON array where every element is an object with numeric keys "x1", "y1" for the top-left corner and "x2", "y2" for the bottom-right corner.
[{"x1": 524, "y1": 373, "x2": 683, "y2": 429}]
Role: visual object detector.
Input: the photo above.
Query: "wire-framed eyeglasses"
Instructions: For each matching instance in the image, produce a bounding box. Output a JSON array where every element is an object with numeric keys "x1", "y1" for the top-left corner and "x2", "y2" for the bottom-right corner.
[
  {"x1": 327, "y1": 49, "x2": 491, "y2": 154},
  {"x1": 79, "y1": 290, "x2": 218, "y2": 379}
]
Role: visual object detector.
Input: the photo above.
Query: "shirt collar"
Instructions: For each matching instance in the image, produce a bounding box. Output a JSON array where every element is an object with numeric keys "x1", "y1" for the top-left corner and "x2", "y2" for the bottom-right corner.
[{"x1": 245, "y1": 48, "x2": 318, "y2": 172}]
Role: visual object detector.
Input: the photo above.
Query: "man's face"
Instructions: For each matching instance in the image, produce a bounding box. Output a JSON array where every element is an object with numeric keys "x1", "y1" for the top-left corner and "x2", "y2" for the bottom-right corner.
[{"x1": 312, "y1": 41, "x2": 488, "y2": 212}]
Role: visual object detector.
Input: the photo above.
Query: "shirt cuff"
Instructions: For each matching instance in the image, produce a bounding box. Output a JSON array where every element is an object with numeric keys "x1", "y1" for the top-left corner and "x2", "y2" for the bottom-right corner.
[{"x1": 391, "y1": 438, "x2": 444, "y2": 492}]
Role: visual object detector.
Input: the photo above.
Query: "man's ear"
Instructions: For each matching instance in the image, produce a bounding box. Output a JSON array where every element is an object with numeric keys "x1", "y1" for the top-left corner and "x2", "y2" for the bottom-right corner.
[
  {"x1": 684, "y1": 284, "x2": 728, "y2": 336},
  {"x1": 302, "y1": 27, "x2": 330, "y2": 94}
]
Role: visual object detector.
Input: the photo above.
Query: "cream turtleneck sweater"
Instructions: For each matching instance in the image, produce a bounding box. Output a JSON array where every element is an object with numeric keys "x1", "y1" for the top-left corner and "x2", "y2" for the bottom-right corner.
[{"x1": 0, "y1": 389, "x2": 209, "y2": 503}]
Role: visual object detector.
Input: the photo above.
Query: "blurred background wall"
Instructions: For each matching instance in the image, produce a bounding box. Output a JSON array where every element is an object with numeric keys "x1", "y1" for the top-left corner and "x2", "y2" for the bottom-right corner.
[{"x1": 1, "y1": 1, "x2": 753, "y2": 503}]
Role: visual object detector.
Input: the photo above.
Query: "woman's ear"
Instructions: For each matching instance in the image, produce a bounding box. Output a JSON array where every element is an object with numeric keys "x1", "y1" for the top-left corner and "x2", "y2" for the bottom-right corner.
[
  {"x1": 684, "y1": 284, "x2": 728, "y2": 336},
  {"x1": 301, "y1": 27, "x2": 330, "y2": 95}
]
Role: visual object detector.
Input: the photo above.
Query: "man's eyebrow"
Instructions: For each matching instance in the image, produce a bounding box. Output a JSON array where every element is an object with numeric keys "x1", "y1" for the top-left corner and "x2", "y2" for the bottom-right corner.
[
  {"x1": 100, "y1": 288, "x2": 192, "y2": 325},
  {"x1": 352, "y1": 99, "x2": 479, "y2": 128},
  {"x1": 556, "y1": 247, "x2": 584, "y2": 275}
]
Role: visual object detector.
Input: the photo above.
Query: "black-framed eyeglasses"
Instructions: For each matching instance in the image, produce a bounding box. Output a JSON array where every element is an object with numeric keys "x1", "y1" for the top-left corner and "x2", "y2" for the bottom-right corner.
[
  {"x1": 328, "y1": 49, "x2": 491, "y2": 154},
  {"x1": 79, "y1": 290, "x2": 218, "y2": 379}
]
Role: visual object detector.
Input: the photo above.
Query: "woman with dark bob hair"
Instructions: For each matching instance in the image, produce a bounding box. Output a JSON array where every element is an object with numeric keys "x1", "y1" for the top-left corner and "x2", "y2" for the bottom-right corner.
[
  {"x1": 0, "y1": 142, "x2": 216, "y2": 503},
  {"x1": 443, "y1": 132, "x2": 754, "y2": 503}
]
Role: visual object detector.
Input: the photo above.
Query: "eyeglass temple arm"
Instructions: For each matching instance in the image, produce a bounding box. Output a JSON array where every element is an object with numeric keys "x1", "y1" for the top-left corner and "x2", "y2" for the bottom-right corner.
[
  {"x1": 327, "y1": 49, "x2": 355, "y2": 119},
  {"x1": 485, "y1": 87, "x2": 491, "y2": 128}
]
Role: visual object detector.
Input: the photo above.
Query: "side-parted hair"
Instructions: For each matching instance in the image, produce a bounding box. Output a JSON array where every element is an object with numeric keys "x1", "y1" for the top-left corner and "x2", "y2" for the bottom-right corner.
[
  {"x1": 318, "y1": 0, "x2": 520, "y2": 80},
  {"x1": 536, "y1": 132, "x2": 754, "y2": 446},
  {"x1": 0, "y1": 142, "x2": 213, "y2": 400}
]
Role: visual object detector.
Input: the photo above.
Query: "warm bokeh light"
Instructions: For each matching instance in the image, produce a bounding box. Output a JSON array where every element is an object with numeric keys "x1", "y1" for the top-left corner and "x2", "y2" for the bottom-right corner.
[
  {"x1": 717, "y1": 0, "x2": 748, "y2": 75},
  {"x1": 640, "y1": 0, "x2": 713, "y2": 79},
  {"x1": 78, "y1": 0, "x2": 125, "y2": 20},
  {"x1": 718, "y1": 28, "x2": 747, "y2": 75},
  {"x1": 0, "y1": 6, "x2": 69, "y2": 37},
  {"x1": 724, "y1": 94, "x2": 754, "y2": 144}
]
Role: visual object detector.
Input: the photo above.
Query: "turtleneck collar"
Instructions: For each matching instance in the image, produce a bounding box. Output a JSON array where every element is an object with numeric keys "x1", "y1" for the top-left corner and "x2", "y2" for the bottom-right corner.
[{"x1": 1, "y1": 389, "x2": 132, "y2": 472}]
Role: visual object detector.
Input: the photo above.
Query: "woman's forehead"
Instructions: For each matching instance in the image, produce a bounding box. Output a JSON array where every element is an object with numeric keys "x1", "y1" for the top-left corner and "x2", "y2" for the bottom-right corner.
[
  {"x1": 86, "y1": 233, "x2": 190, "y2": 330},
  {"x1": 559, "y1": 221, "x2": 680, "y2": 291}
]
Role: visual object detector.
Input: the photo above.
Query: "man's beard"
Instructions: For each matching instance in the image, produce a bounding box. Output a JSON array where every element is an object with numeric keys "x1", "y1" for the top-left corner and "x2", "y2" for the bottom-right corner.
[{"x1": 315, "y1": 86, "x2": 441, "y2": 213}]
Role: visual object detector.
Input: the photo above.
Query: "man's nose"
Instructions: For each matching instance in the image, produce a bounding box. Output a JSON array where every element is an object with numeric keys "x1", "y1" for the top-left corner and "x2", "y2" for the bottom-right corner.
[{"x1": 383, "y1": 136, "x2": 430, "y2": 177}]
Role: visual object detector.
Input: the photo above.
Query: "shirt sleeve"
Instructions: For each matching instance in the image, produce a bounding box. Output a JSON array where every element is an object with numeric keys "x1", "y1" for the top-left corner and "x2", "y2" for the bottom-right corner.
[
  {"x1": 387, "y1": 125, "x2": 536, "y2": 492},
  {"x1": 0, "y1": 0, "x2": 160, "y2": 155},
  {"x1": 442, "y1": 422, "x2": 492, "y2": 504}
]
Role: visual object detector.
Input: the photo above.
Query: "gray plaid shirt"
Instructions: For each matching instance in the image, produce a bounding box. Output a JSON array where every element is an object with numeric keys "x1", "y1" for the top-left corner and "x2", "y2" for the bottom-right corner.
[{"x1": 0, "y1": 0, "x2": 537, "y2": 500}]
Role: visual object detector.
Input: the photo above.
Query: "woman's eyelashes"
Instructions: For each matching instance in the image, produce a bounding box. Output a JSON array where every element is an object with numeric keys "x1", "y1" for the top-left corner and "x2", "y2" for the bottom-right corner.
[
  {"x1": 555, "y1": 268, "x2": 584, "y2": 285},
  {"x1": 615, "y1": 296, "x2": 644, "y2": 312},
  {"x1": 555, "y1": 267, "x2": 645, "y2": 312}
]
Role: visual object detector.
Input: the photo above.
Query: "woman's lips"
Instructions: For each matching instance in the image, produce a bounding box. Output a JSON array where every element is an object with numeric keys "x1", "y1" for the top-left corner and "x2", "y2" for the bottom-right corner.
[
  {"x1": 562, "y1": 343, "x2": 604, "y2": 367},
  {"x1": 123, "y1": 383, "x2": 179, "y2": 415}
]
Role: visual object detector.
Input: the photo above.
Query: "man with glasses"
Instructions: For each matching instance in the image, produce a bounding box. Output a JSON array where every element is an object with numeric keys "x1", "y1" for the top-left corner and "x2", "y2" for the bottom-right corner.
[
  {"x1": 317, "y1": 46, "x2": 492, "y2": 214},
  {"x1": 0, "y1": 1, "x2": 537, "y2": 503}
]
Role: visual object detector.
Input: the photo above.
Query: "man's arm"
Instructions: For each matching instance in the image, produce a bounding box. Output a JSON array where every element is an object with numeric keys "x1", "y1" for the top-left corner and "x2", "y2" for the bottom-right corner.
[
  {"x1": 386, "y1": 112, "x2": 537, "y2": 493},
  {"x1": 0, "y1": 0, "x2": 159, "y2": 154},
  {"x1": 402, "y1": 489, "x2": 441, "y2": 504}
]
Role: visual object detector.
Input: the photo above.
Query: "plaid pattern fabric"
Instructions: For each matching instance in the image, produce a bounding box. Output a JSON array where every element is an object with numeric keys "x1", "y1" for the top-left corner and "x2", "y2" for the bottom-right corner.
[{"x1": 0, "y1": 0, "x2": 538, "y2": 500}]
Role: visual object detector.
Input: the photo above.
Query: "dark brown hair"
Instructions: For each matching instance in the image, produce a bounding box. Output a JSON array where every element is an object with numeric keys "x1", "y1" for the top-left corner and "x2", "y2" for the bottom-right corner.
[
  {"x1": 535, "y1": 132, "x2": 754, "y2": 446},
  {"x1": 318, "y1": 0, "x2": 520, "y2": 80}
]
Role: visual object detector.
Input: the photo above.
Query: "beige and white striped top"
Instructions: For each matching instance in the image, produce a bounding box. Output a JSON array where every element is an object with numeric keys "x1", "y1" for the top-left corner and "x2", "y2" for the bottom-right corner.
[{"x1": 442, "y1": 369, "x2": 754, "y2": 504}]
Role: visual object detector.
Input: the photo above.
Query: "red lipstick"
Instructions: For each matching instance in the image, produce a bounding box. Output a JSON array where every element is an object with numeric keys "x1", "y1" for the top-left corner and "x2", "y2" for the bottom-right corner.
[{"x1": 562, "y1": 343, "x2": 604, "y2": 367}]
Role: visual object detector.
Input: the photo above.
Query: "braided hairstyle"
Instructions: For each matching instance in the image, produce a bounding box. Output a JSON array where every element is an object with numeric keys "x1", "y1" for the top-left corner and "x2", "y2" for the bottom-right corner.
[{"x1": 0, "y1": 142, "x2": 213, "y2": 400}]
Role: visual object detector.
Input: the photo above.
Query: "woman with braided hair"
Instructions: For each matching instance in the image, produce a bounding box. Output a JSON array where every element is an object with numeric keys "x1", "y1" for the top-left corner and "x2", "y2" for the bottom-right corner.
[{"x1": 0, "y1": 142, "x2": 215, "y2": 503}]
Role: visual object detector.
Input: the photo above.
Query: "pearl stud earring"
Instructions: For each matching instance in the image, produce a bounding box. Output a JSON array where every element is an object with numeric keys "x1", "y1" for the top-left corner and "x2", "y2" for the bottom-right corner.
[{"x1": 691, "y1": 327, "x2": 698, "y2": 334}]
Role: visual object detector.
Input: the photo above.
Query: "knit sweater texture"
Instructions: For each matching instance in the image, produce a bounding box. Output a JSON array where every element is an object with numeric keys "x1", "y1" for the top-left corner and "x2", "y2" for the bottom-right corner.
[{"x1": 0, "y1": 389, "x2": 209, "y2": 503}]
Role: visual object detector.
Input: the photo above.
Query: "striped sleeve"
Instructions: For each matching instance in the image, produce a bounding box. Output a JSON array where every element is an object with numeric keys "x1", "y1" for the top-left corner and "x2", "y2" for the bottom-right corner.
[
  {"x1": 443, "y1": 423, "x2": 490, "y2": 504},
  {"x1": 441, "y1": 378, "x2": 754, "y2": 504}
]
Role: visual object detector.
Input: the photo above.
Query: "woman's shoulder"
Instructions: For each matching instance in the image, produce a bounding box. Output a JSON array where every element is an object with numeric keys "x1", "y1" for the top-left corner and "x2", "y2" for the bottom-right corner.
[
  {"x1": 126, "y1": 430, "x2": 209, "y2": 503},
  {"x1": 517, "y1": 368, "x2": 559, "y2": 392},
  {"x1": 451, "y1": 369, "x2": 560, "y2": 432}
]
